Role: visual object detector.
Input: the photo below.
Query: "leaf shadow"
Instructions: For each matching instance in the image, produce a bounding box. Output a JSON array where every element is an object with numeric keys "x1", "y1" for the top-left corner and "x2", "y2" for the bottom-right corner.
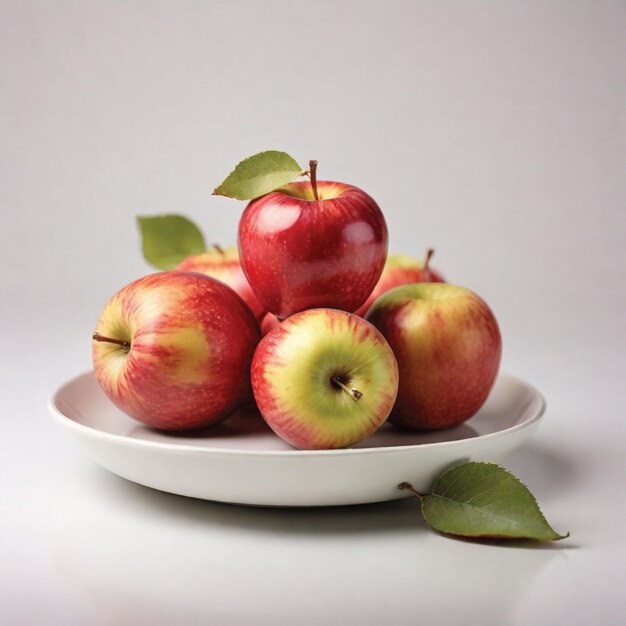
[{"x1": 442, "y1": 533, "x2": 578, "y2": 550}]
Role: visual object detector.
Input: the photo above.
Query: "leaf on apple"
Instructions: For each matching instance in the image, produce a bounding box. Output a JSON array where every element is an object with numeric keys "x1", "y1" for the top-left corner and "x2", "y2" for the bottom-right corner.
[
  {"x1": 407, "y1": 462, "x2": 568, "y2": 541},
  {"x1": 213, "y1": 150, "x2": 305, "y2": 200},
  {"x1": 137, "y1": 214, "x2": 207, "y2": 269}
]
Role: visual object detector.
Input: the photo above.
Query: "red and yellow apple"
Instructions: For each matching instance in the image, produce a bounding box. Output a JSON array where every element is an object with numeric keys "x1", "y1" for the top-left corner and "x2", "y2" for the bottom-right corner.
[
  {"x1": 238, "y1": 163, "x2": 388, "y2": 319},
  {"x1": 354, "y1": 249, "x2": 445, "y2": 317},
  {"x1": 176, "y1": 245, "x2": 265, "y2": 320},
  {"x1": 92, "y1": 271, "x2": 260, "y2": 430},
  {"x1": 251, "y1": 308, "x2": 399, "y2": 449},
  {"x1": 366, "y1": 283, "x2": 501, "y2": 430}
]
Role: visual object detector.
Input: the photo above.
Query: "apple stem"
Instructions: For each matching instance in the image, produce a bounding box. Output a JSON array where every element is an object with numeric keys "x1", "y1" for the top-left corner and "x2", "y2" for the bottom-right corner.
[
  {"x1": 423, "y1": 248, "x2": 435, "y2": 281},
  {"x1": 212, "y1": 244, "x2": 225, "y2": 255},
  {"x1": 331, "y1": 376, "x2": 363, "y2": 400},
  {"x1": 309, "y1": 159, "x2": 320, "y2": 201},
  {"x1": 398, "y1": 482, "x2": 425, "y2": 499},
  {"x1": 92, "y1": 331, "x2": 131, "y2": 349}
]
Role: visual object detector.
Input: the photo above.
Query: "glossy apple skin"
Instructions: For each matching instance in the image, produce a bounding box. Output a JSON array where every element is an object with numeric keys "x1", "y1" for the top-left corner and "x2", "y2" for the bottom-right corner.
[
  {"x1": 238, "y1": 181, "x2": 388, "y2": 319},
  {"x1": 252, "y1": 308, "x2": 399, "y2": 449},
  {"x1": 354, "y1": 253, "x2": 445, "y2": 317},
  {"x1": 366, "y1": 283, "x2": 501, "y2": 430},
  {"x1": 92, "y1": 271, "x2": 261, "y2": 430},
  {"x1": 176, "y1": 246, "x2": 265, "y2": 320}
]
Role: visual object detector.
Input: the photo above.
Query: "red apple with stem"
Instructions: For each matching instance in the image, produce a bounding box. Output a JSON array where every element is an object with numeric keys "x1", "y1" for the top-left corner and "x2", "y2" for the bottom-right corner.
[
  {"x1": 252, "y1": 308, "x2": 399, "y2": 449},
  {"x1": 176, "y1": 245, "x2": 265, "y2": 321},
  {"x1": 354, "y1": 249, "x2": 445, "y2": 317},
  {"x1": 366, "y1": 283, "x2": 502, "y2": 430},
  {"x1": 92, "y1": 271, "x2": 261, "y2": 430},
  {"x1": 238, "y1": 160, "x2": 388, "y2": 319}
]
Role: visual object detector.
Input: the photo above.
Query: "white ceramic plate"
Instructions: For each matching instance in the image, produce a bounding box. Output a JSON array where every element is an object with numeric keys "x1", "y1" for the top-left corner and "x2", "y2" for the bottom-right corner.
[{"x1": 49, "y1": 371, "x2": 545, "y2": 507}]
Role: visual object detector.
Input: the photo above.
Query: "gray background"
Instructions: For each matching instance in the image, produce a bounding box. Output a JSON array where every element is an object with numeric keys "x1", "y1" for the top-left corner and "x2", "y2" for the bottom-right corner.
[{"x1": 1, "y1": 1, "x2": 624, "y2": 624}]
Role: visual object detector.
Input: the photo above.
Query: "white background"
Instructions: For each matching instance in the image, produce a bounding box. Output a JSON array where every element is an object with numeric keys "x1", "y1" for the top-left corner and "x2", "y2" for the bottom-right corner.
[{"x1": 1, "y1": 1, "x2": 625, "y2": 624}]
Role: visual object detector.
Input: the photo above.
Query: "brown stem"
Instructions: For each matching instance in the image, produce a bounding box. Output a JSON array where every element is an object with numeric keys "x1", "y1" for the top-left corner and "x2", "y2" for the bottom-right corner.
[
  {"x1": 212, "y1": 244, "x2": 225, "y2": 255},
  {"x1": 92, "y1": 332, "x2": 131, "y2": 349},
  {"x1": 398, "y1": 482, "x2": 425, "y2": 499},
  {"x1": 331, "y1": 376, "x2": 363, "y2": 400},
  {"x1": 309, "y1": 159, "x2": 319, "y2": 201},
  {"x1": 423, "y1": 248, "x2": 435, "y2": 281}
]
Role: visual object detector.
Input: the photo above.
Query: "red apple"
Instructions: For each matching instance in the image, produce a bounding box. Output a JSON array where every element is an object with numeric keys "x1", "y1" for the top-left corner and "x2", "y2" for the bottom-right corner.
[
  {"x1": 252, "y1": 308, "x2": 399, "y2": 449},
  {"x1": 238, "y1": 161, "x2": 388, "y2": 319},
  {"x1": 92, "y1": 271, "x2": 261, "y2": 430},
  {"x1": 354, "y1": 249, "x2": 445, "y2": 317},
  {"x1": 366, "y1": 283, "x2": 501, "y2": 430},
  {"x1": 176, "y1": 245, "x2": 265, "y2": 320}
]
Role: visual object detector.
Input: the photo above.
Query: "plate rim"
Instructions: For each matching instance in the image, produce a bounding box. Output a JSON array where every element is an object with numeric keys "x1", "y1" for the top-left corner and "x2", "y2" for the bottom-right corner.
[{"x1": 48, "y1": 370, "x2": 546, "y2": 458}]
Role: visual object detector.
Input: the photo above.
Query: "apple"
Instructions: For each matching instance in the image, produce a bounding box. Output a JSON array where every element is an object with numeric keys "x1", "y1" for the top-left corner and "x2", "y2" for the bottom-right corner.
[
  {"x1": 92, "y1": 271, "x2": 261, "y2": 430},
  {"x1": 365, "y1": 283, "x2": 501, "y2": 430},
  {"x1": 238, "y1": 161, "x2": 388, "y2": 319},
  {"x1": 354, "y1": 249, "x2": 445, "y2": 317},
  {"x1": 259, "y1": 311, "x2": 281, "y2": 336},
  {"x1": 176, "y1": 245, "x2": 265, "y2": 320},
  {"x1": 251, "y1": 308, "x2": 399, "y2": 449}
]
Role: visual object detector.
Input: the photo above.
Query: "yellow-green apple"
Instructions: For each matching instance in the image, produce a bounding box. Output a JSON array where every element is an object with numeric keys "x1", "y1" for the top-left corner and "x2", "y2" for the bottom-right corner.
[
  {"x1": 176, "y1": 245, "x2": 265, "y2": 320},
  {"x1": 92, "y1": 271, "x2": 261, "y2": 430},
  {"x1": 238, "y1": 161, "x2": 388, "y2": 319},
  {"x1": 251, "y1": 308, "x2": 399, "y2": 449},
  {"x1": 366, "y1": 283, "x2": 501, "y2": 430},
  {"x1": 354, "y1": 249, "x2": 445, "y2": 317}
]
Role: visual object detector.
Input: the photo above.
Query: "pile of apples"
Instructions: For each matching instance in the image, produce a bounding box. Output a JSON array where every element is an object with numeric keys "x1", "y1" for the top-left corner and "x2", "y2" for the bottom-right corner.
[{"x1": 92, "y1": 160, "x2": 501, "y2": 449}]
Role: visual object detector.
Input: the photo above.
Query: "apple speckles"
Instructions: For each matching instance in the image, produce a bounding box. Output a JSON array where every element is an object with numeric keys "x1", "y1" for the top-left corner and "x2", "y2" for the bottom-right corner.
[{"x1": 156, "y1": 325, "x2": 211, "y2": 385}]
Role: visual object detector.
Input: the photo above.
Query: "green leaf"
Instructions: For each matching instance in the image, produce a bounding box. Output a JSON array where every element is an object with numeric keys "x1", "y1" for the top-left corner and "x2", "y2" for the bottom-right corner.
[
  {"x1": 213, "y1": 150, "x2": 304, "y2": 200},
  {"x1": 418, "y1": 462, "x2": 568, "y2": 541},
  {"x1": 137, "y1": 214, "x2": 206, "y2": 270}
]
